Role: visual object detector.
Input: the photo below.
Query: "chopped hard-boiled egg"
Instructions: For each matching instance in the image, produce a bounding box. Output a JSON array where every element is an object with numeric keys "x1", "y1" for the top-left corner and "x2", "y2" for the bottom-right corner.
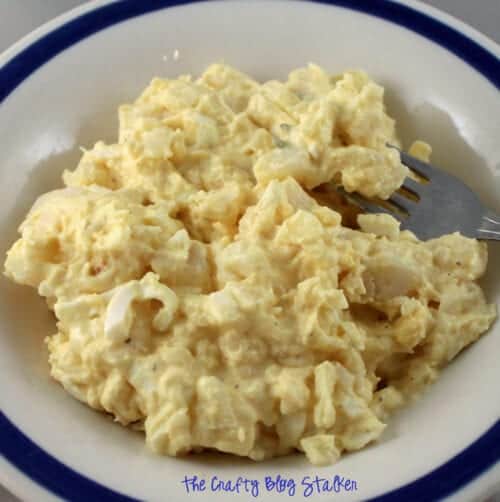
[{"x1": 4, "y1": 64, "x2": 496, "y2": 465}]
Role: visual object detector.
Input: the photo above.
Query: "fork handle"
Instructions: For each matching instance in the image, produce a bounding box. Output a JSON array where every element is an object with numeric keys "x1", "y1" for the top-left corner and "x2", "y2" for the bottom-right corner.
[{"x1": 477, "y1": 209, "x2": 500, "y2": 241}]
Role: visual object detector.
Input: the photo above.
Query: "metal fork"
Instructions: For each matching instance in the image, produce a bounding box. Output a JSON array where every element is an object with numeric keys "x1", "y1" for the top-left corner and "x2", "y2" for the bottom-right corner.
[{"x1": 337, "y1": 145, "x2": 500, "y2": 241}]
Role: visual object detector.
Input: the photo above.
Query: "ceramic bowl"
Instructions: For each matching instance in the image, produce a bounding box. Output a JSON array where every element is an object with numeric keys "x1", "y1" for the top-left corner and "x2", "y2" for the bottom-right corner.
[{"x1": 0, "y1": 1, "x2": 498, "y2": 500}]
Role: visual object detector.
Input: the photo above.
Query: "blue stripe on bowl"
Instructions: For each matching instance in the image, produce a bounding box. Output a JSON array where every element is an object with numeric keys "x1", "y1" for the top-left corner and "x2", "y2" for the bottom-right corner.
[
  {"x1": 0, "y1": 411, "x2": 139, "y2": 502},
  {"x1": 0, "y1": 1, "x2": 499, "y2": 501}
]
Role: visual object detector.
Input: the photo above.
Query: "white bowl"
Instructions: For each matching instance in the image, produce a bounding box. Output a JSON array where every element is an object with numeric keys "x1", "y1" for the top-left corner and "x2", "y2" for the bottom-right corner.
[{"x1": 0, "y1": 1, "x2": 499, "y2": 501}]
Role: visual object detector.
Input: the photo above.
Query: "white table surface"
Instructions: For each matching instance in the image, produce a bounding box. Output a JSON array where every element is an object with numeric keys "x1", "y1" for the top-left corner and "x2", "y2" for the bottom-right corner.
[{"x1": 0, "y1": 1, "x2": 498, "y2": 501}]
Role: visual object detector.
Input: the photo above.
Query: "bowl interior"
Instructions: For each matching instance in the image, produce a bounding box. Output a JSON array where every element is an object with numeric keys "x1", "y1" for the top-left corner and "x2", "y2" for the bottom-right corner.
[{"x1": 0, "y1": 1, "x2": 498, "y2": 500}]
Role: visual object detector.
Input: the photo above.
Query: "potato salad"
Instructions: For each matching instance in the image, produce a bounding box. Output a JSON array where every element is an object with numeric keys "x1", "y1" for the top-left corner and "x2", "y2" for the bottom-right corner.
[{"x1": 5, "y1": 64, "x2": 496, "y2": 465}]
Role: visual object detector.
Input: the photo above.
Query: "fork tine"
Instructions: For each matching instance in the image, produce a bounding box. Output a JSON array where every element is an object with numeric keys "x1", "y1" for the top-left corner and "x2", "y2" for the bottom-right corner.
[
  {"x1": 399, "y1": 151, "x2": 434, "y2": 180},
  {"x1": 336, "y1": 187, "x2": 403, "y2": 222},
  {"x1": 388, "y1": 192, "x2": 413, "y2": 212},
  {"x1": 402, "y1": 176, "x2": 423, "y2": 195},
  {"x1": 387, "y1": 144, "x2": 432, "y2": 180},
  {"x1": 399, "y1": 151, "x2": 435, "y2": 180}
]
